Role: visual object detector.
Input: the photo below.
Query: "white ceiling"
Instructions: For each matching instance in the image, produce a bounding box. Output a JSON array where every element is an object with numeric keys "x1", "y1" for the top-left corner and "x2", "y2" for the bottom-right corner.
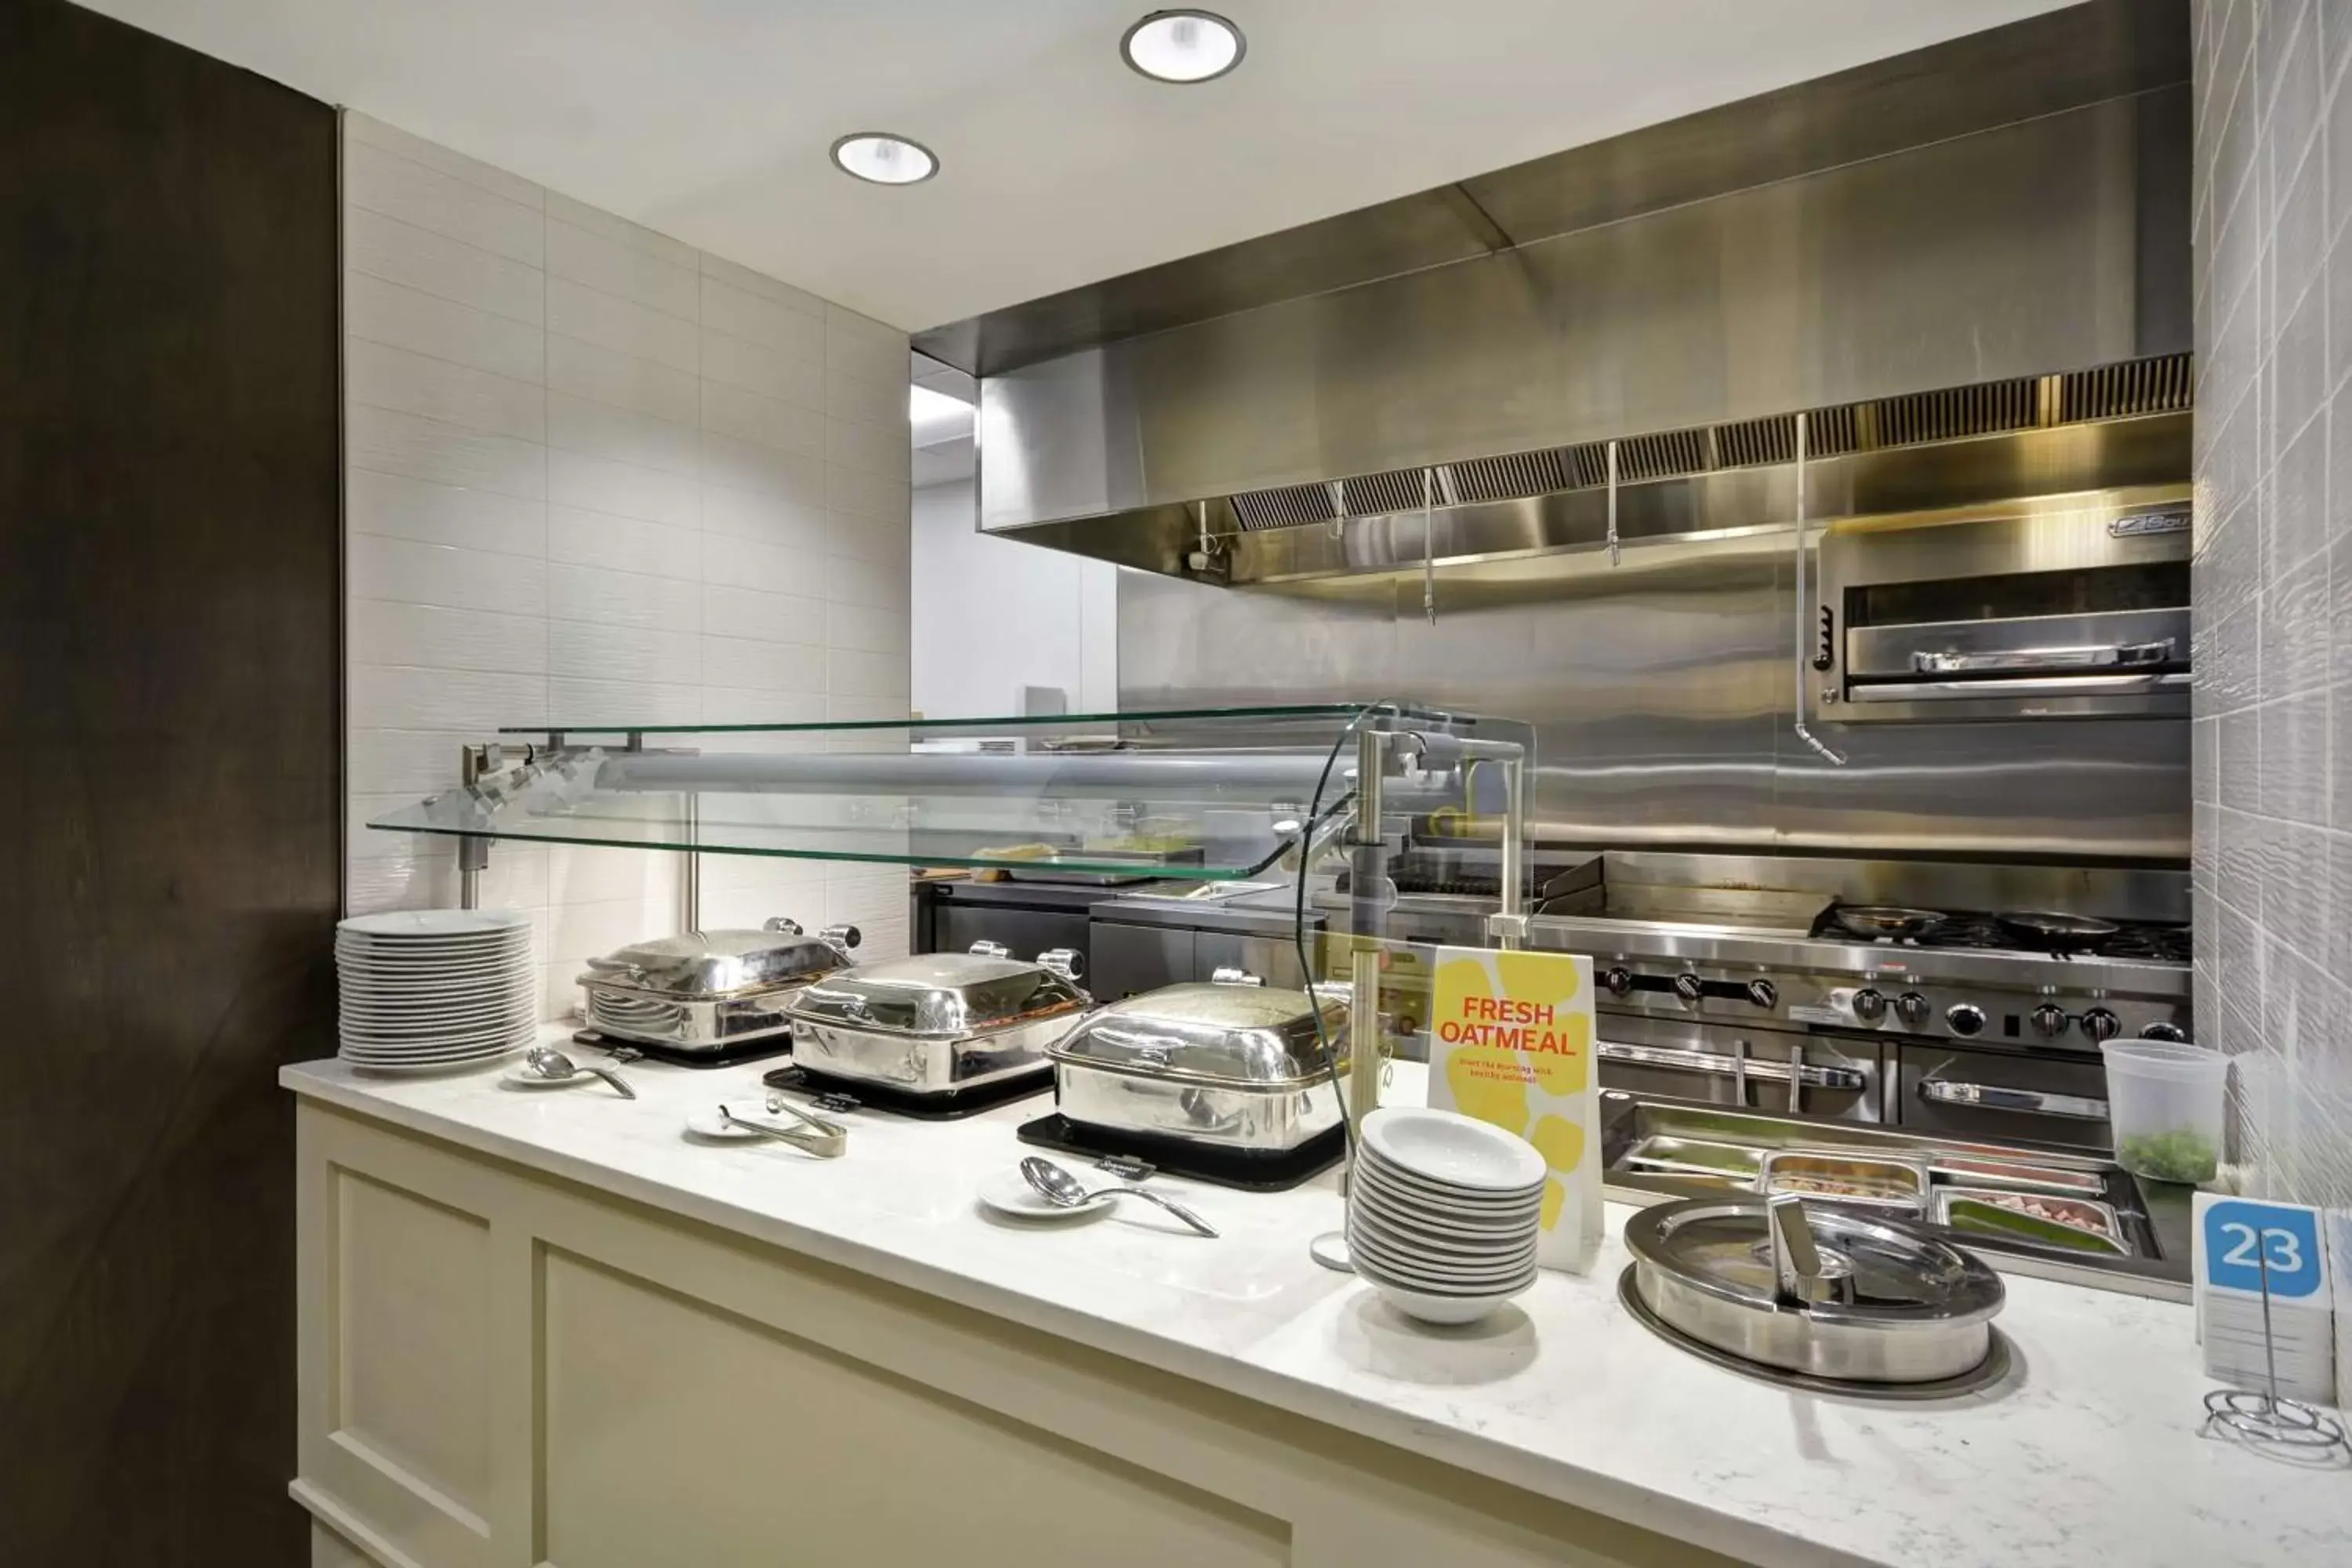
[{"x1": 84, "y1": 0, "x2": 2077, "y2": 331}]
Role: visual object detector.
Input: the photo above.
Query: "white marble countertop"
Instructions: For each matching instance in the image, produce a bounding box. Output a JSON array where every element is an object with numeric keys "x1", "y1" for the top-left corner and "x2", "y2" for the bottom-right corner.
[{"x1": 282, "y1": 1035, "x2": 2352, "y2": 1568}]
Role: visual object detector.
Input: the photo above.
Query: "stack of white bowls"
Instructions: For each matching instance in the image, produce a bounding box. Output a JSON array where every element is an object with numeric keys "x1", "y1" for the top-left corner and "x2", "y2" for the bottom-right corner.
[
  {"x1": 1348, "y1": 1107, "x2": 1547, "y2": 1325},
  {"x1": 336, "y1": 910, "x2": 537, "y2": 1072}
]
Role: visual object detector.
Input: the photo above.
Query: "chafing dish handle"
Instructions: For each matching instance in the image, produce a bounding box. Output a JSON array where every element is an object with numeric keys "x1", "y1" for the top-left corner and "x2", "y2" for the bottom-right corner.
[
  {"x1": 1597, "y1": 1040, "x2": 1865, "y2": 1091},
  {"x1": 1910, "y1": 638, "x2": 2176, "y2": 675},
  {"x1": 1917, "y1": 1079, "x2": 2110, "y2": 1120}
]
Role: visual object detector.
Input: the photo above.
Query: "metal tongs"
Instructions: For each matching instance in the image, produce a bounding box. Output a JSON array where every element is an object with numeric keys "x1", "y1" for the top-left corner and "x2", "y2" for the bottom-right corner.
[
  {"x1": 1768, "y1": 1193, "x2": 1855, "y2": 1307},
  {"x1": 717, "y1": 1093, "x2": 848, "y2": 1159}
]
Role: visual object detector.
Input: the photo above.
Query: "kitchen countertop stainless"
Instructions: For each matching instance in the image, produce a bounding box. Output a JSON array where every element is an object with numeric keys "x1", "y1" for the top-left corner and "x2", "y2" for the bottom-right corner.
[{"x1": 282, "y1": 1033, "x2": 2352, "y2": 1568}]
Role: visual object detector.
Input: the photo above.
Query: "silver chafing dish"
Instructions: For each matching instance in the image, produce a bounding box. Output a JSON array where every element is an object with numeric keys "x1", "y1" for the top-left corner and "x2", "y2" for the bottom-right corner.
[
  {"x1": 783, "y1": 942, "x2": 1088, "y2": 1098},
  {"x1": 1620, "y1": 1193, "x2": 2007, "y2": 1393},
  {"x1": 579, "y1": 918, "x2": 858, "y2": 1053},
  {"x1": 1047, "y1": 971, "x2": 1348, "y2": 1152}
]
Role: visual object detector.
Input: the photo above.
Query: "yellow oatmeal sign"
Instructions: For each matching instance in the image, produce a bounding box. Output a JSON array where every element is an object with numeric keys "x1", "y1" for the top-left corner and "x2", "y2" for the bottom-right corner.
[{"x1": 1426, "y1": 947, "x2": 1602, "y2": 1274}]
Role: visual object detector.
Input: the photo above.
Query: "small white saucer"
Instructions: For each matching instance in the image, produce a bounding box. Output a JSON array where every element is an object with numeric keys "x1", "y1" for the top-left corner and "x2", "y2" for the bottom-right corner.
[
  {"x1": 978, "y1": 1167, "x2": 1112, "y2": 1221},
  {"x1": 683, "y1": 1105, "x2": 764, "y2": 1141},
  {"x1": 500, "y1": 1066, "x2": 591, "y2": 1091}
]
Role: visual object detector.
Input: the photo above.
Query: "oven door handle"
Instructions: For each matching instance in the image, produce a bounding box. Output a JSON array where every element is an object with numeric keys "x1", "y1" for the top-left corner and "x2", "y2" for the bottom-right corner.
[
  {"x1": 1598, "y1": 1040, "x2": 1865, "y2": 1091},
  {"x1": 1918, "y1": 1078, "x2": 2110, "y2": 1120},
  {"x1": 1910, "y1": 638, "x2": 2176, "y2": 676}
]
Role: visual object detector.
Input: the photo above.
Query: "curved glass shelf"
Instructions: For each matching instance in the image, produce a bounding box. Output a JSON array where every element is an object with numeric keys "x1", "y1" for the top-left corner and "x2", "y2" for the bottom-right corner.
[{"x1": 368, "y1": 704, "x2": 1531, "y2": 880}]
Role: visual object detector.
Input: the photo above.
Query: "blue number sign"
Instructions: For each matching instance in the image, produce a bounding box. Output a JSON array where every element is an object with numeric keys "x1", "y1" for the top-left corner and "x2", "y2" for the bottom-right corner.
[{"x1": 2201, "y1": 1200, "x2": 2325, "y2": 1300}]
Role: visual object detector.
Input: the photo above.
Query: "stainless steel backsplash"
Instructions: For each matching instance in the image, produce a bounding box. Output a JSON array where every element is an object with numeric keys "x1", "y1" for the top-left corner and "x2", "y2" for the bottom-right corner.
[{"x1": 1117, "y1": 539, "x2": 2190, "y2": 861}]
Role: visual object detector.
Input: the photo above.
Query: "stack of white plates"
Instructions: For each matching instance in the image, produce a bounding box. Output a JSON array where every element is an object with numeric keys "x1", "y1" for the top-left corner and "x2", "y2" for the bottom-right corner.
[
  {"x1": 1347, "y1": 1107, "x2": 1547, "y2": 1325},
  {"x1": 336, "y1": 910, "x2": 537, "y2": 1072}
]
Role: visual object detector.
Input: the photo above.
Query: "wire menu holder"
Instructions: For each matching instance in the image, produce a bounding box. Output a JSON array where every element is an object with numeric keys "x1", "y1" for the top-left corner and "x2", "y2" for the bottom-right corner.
[{"x1": 2201, "y1": 1244, "x2": 2348, "y2": 1454}]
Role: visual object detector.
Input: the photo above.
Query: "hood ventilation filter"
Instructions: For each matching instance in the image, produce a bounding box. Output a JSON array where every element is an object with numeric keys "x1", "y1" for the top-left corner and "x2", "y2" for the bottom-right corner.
[{"x1": 1220, "y1": 353, "x2": 2192, "y2": 533}]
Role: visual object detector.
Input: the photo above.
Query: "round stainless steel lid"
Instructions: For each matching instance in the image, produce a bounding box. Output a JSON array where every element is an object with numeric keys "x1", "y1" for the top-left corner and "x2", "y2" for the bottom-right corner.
[
  {"x1": 1048, "y1": 978, "x2": 1345, "y2": 1087},
  {"x1": 1623, "y1": 1195, "x2": 2004, "y2": 1385},
  {"x1": 785, "y1": 948, "x2": 1087, "y2": 1037},
  {"x1": 579, "y1": 919, "x2": 855, "y2": 999}
]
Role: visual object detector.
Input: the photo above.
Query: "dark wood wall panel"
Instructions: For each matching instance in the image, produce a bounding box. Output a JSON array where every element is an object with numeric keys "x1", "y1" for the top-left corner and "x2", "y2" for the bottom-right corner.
[{"x1": 0, "y1": 2, "x2": 340, "y2": 1563}]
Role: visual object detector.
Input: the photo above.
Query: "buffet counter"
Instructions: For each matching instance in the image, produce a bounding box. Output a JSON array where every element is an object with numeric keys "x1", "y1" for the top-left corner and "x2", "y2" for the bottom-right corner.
[{"x1": 283, "y1": 1032, "x2": 2349, "y2": 1568}]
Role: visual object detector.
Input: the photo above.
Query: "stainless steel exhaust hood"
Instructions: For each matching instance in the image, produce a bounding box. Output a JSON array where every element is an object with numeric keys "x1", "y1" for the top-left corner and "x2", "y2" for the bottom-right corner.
[{"x1": 929, "y1": 0, "x2": 2191, "y2": 583}]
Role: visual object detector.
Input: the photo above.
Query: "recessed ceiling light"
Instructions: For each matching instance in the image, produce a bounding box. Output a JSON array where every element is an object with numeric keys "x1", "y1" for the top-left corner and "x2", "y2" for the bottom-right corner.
[
  {"x1": 830, "y1": 132, "x2": 938, "y2": 186},
  {"x1": 1121, "y1": 9, "x2": 1246, "y2": 84}
]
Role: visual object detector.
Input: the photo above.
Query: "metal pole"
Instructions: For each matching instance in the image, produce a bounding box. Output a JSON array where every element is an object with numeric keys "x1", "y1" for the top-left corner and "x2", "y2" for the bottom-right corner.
[
  {"x1": 1792, "y1": 412, "x2": 1847, "y2": 766},
  {"x1": 456, "y1": 742, "x2": 492, "y2": 910},
  {"x1": 680, "y1": 793, "x2": 700, "y2": 933},
  {"x1": 1347, "y1": 728, "x2": 1391, "y2": 1134},
  {"x1": 1496, "y1": 752, "x2": 1526, "y2": 950}
]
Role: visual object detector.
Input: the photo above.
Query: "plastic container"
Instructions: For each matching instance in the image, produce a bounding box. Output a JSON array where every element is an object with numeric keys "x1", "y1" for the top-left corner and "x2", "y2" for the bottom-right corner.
[{"x1": 2099, "y1": 1039, "x2": 2227, "y2": 1185}]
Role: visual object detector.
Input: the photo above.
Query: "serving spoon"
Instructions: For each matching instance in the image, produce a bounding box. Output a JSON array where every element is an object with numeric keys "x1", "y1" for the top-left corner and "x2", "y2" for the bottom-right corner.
[
  {"x1": 522, "y1": 1044, "x2": 636, "y2": 1099},
  {"x1": 1020, "y1": 1156, "x2": 1218, "y2": 1237}
]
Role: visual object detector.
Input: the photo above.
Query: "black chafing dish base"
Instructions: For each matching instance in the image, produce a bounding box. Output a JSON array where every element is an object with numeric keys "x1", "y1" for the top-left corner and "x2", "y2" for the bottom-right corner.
[
  {"x1": 573, "y1": 1028, "x2": 792, "y2": 1070},
  {"x1": 762, "y1": 1062, "x2": 1054, "y2": 1122},
  {"x1": 1015, "y1": 1112, "x2": 1345, "y2": 1192}
]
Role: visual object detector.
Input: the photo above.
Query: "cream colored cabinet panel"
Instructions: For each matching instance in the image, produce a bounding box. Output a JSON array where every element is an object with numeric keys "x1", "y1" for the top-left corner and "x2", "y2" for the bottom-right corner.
[
  {"x1": 306, "y1": 1163, "x2": 495, "y2": 1568},
  {"x1": 539, "y1": 1248, "x2": 1290, "y2": 1568}
]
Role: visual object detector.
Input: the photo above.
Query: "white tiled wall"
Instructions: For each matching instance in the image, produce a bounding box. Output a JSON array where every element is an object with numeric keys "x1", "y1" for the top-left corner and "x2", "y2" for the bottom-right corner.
[
  {"x1": 2190, "y1": 0, "x2": 2352, "y2": 1203},
  {"x1": 341, "y1": 113, "x2": 913, "y2": 1017}
]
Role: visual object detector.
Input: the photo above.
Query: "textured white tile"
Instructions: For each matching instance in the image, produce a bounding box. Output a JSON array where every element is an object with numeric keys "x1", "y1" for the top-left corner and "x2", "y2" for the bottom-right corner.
[
  {"x1": 835, "y1": 914, "x2": 911, "y2": 962},
  {"x1": 825, "y1": 365, "x2": 905, "y2": 427},
  {"x1": 546, "y1": 216, "x2": 699, "y2": 320},
  {"x1": 821, "y1": 870, "x2": 911, "y2": 930},
  {"x1": 547, "y1": 276, "x2": 699, "y2": 373},
  {"x1": 350, "y1": 599, "x2": 549, "y2": 676},
  {"x1": 548, "y1": 191, "x2": 696, "y2": 267},
  {"x1": 703, "y1": 583, "x2": 826, "y2": 644},
  {"x1": 548, "y1": 895, "x2": 670, "y2": 964},
  {"x1": 547, "y1": 332, "x2": 700, "y2": 425},
  {"x1": 347, "y1": 338, "x2": 545, "y2": 442},
  {"x1": 346, "y1": 271, "x2": 544, "y2": 383},
  {"x1": 699, "y1": 250, "x2": 828, "y2": 314},
  {"x1": 547, "y1": 561, "x2": 702, "y2": 630},
  {"x1": 348, "y1": 401, "x2": 546, "y2": 500},
  {"x1": 345, "y1": 141, "x2": 543, "y2": 267},
  {"x1": 827, "y1": 648, "x2": 910, "y2": 698},
  {"x1": 350, "y1": 534, "x2": 550, "y2": 615},
  {"x1": 550, "y1": 619, "x2": 702, "y2": 687},
  {"x1": 347, "y1": 843, "x2": 549, "y2": 920},
  {"x1": 345, "y1": 208, "x2": 545, "y2": 326},
  {"x1": 826, "y1": 303, "x2": 906, "y2": 355},
  {"x1": 544, "y1": 843, "x2": 680, "y2": 908},
  {"x1": 701, "y1": 430, "x2": 826, "y2": 504},
  {"x1": 702, "y1": 480, "x2": 827, "y2": 550},
  {"x1": 702, "y1": 530, "x2": 827, "y2": 595},
  {"x1": 547, "y1": 390, "x2": 700, "y2": 476},
  {"x1": 700, "y1": 328, "x2": 823, "y2": 405},
  {"x1": 702, "y1": 276, "x2": 823, "y2": 358},
  {"x1": 699, "y1": 688, "x2": 829, "y2": 729},
  {"x1": 547, "y1": 448, "x2": 699, "y2": 529},
  {"x1": 702, "y1": 381, "x2": 826, "y2": 456},
  {"x1": 545, "y1": 675, "x2": 701, "y2": 728},
  {"x1": 352, "y1": 664, "x2": 550, "y2": 731},
  {"x1": 701, "y1": 880, "x2": 826, "y2": 932},
  {"x1": 348, "y1": 469, "x2": 546, "y2": 558},
  {"x1": 826, "y1": 508, "x2": 911, "y2": 566},
  {"x1": 825, "y1": 330, "x2": 904, "y2": 388},
  {"x1": 826, "y1": 462, "x2": 910, "y2": 523},
  {"x1": 701, "y1": 634, "x2": 828, "y2": 694},
  {"x1": 347, "y1": 113, "x2": 545, "y2": 209},
  {"x1": 548, "y1": 504, "x2": 701, "y2": 581},
  {"x1": 826, "y1": 416, "x2": 909, "y2": 479},
  {"x1": 826, "y1": 553, "x2": 905, "y2": 609},
  {"x1": 826, "y1": 600, "x2": 910, "y2": 655}
]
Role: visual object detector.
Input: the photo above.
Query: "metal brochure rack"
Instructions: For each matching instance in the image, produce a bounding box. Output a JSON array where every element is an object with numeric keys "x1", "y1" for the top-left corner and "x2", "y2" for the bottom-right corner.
[{"x1": 377, "y1": 703, "x2": 1534, "y2": 1130}]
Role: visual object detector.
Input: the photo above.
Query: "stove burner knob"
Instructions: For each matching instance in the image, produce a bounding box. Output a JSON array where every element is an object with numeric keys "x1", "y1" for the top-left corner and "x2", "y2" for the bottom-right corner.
[
  {"x1": 1946, "y1": 1004, "x2": 1987, "y2": 1037},
  {"x1": 1602, "y1": 966, "x2": 1635, "y2": 998},
  {"x1": 1850, "y1": 988, "x2": 1887, "y2": 1022},
  {"x1": 1672, "y1": 973, "x2": 1704, "y2": 1005},
  {"x1": 2139, "y1": 1021, "x2": 2189, "y2": 1044},
  {"x1": 2080, "y1": 1007, "x2": 2122, "y2": 1043},
  {"x1": 1745, "y1": 978, "x2": 1778, "y2": 1009},
  {"x1": 1894, "y1": 992, "x2": 1931, "y2": 1028},
  {"x1": 2031, "y1": 1004, "x2": 2071, "y2": 1039}
]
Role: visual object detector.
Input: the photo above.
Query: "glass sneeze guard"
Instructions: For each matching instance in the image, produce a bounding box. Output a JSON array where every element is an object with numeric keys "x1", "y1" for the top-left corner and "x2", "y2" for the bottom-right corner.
[{"x1": 368, "y1": 703, "x2": 1528, "y2": 881}]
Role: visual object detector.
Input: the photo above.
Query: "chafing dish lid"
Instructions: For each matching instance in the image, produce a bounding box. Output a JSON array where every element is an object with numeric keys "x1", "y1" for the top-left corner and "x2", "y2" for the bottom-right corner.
[
  {"x1": 785, "y1": 945, "x2": 1087, "y2": 1036},
  {"x1": 1624, "y1": 1196, "x2": 2003, "y2": 1331},
  {"x1": 580, "y1": 919, "x2": 857, "y2": 999},
  {"x1": 1048, "y1": 978, "x2": 1345, "y2": 1087}
]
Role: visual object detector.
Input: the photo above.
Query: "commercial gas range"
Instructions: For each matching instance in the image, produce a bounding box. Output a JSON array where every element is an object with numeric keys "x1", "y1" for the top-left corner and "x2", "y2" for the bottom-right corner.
[{"x1": 1333, "y1": 850, "x2": 2193, "y2": 1154}]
